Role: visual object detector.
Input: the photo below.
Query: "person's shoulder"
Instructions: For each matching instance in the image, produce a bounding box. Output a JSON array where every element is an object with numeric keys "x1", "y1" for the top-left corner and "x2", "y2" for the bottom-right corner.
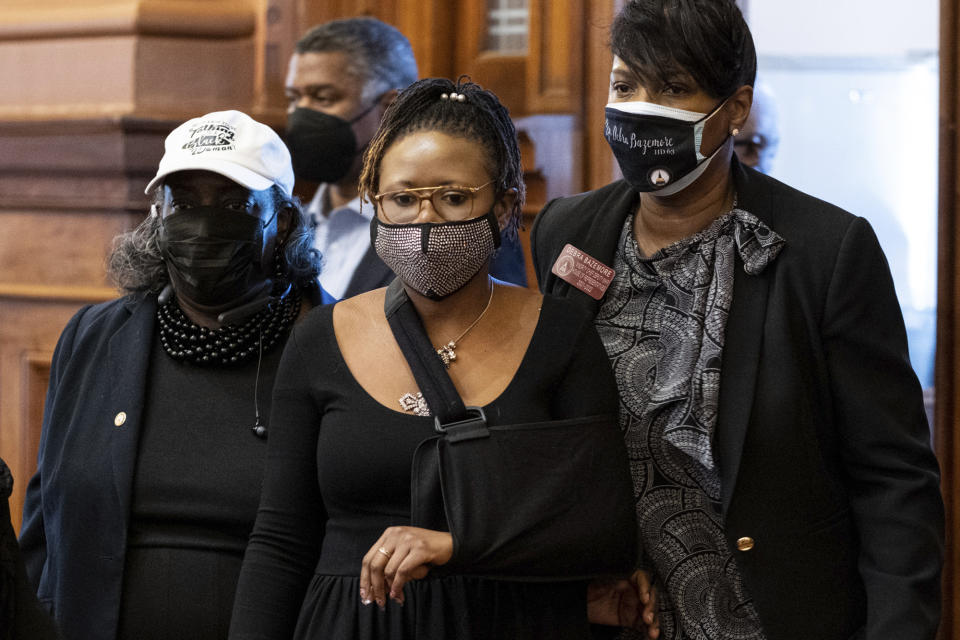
[
  {"x1": 294, "y1": 287, "x2": 383, "y2": 348},
  {"x1": 538, "y1": 293, "x2": 596, "y2": 337},
  {"x1": 332, "y1": 288, "x2": 385, "y2": 327},
  {"x1": 537, "y1": 180, "x2": 636, "y2": 230},
  {"x1": 65, "y1": 293, "x2": 150, "y2": 338},
  {"x1": 292, "y1": 293, "x2": 337, "y2": 337},
  {"x1": 738, "y1": 167, "x2": 871, "y2": 268},
  {"x1": 531, "y1": 181, "x2": 636, "y2": 279},
  {"x1": 740, "y1": 168, "x2": 857, "y2": 240}
]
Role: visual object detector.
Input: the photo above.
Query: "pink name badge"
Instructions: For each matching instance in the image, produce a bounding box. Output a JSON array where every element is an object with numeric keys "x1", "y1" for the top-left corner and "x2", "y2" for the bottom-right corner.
[{"x1": 551, "y1": 244, "x2": 615, "y2": 300}]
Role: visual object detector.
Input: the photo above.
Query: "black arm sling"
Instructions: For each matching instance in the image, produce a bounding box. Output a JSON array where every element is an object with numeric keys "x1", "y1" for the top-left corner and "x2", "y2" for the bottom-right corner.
[{"x1": 384, "y1": 280, "x2": 637, "y2": 581}]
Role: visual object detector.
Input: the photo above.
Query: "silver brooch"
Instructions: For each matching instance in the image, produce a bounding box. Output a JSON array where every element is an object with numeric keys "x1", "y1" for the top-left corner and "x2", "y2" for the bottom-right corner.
[{"x1": 399, "y1": 392, "x2": 431, "y2": 416}]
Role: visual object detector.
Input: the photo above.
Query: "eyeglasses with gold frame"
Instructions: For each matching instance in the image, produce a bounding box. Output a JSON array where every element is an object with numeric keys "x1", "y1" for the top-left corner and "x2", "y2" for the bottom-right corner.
[{"x1": 373, "y1": 181, "x2": 494, "y2": 223}]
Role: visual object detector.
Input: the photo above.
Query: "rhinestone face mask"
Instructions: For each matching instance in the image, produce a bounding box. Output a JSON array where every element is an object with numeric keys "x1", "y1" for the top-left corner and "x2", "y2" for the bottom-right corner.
[{"x1": 371, "y1": 209, "x2": 502, "y2": 300}]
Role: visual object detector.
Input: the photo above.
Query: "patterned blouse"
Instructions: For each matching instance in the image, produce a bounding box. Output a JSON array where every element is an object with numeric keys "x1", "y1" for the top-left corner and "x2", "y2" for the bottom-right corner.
[{"x1": 596, "y1": 206, "x2": 784, "y2": 640}]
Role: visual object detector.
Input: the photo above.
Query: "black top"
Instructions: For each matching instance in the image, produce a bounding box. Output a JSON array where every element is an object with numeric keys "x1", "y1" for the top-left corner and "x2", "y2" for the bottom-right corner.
[
  {"x1": 116, "y1": 334, "x2": 281, "y2": 639},
  {"x1": 229, "y1": 295, "x2": 620, "y2": 640}
]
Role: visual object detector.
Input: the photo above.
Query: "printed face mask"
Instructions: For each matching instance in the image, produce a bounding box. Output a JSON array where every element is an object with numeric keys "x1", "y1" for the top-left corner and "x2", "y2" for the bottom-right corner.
[
  {"x1": 159, "y1": 207, "x2": 271, "y2": 307},
  {"x1": 285, "y1": 101, "x2": 379, "y2": 184},
  {"x1": 371, "y1": 209, "x2": 502, "y2": 300},
  {"x1": 604, "y1": 99, "x2": 728, "y2": 196}
]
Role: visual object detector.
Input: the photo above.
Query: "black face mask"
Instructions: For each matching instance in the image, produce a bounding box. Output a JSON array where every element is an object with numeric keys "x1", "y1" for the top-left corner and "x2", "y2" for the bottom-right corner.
[
  {"x1": 159, "y1": 207, "x2": 272, "y2": 308},
  {"x1": 285, "y1": 101, "x2": 379, "y2": 184},
  {"x1": 604, "y1": 99, "x2": 727, "y2": 196}
]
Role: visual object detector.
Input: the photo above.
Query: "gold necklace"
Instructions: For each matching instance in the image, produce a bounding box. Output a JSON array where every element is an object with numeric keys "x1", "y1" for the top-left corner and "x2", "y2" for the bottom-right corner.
[
  {"x1": 434, "y1": 284, "x2": 495, "y2": 368},
  {"x1": 398, "y1": 285, "x2": 496, "y2": 416}
]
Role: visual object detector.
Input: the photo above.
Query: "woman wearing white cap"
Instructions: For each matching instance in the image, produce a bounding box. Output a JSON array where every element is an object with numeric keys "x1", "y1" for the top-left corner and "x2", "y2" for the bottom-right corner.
[{"x1": 20, "y1": 110, "x2": 323, "y2": 640}]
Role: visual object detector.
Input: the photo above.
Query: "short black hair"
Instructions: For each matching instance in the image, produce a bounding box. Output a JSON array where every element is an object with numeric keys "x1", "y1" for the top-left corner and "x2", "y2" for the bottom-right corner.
[
  {"x1": 358, "y1": 77, "x2": 525, "y2": 237},
  {"x1": 295, "y1": 18, "x2": 417, "y2": 100},
  {"x1": 611, "y1": 0, "x2": 757, "y2": 99}
]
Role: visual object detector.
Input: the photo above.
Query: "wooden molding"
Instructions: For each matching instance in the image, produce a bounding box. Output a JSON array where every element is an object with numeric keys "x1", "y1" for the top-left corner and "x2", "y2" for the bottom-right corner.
[
  {"x1": 0, "y1": 1, "x2": 256, "y2": 40},
  {"x1": 0, "y1": 284, "x2": 118, "y2": 303}
]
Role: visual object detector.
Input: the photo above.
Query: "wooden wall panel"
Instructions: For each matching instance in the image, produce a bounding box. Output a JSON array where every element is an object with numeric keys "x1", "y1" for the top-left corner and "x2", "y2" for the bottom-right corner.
[
  {"x1": 526, "y1": 0, "x2": 584, "y2": 113},
  {"x1": 585, "y1": 0, "x2": 622, "y2": 191},
  {"x1": 292, "y1": 1, "x2": 453, "y2": 87},
  {"x1": 389, "y1": 1, "x2": 455, "y2": 80},
  {"x1": 451, "y1": 0, "x2": 527, "y2": 115},
  {"x1": 0, "y1": 2, "x2": 258, "y2": 122},
  {"x1": 253, "y1": 0, "x2": 301, "y2": 121}
]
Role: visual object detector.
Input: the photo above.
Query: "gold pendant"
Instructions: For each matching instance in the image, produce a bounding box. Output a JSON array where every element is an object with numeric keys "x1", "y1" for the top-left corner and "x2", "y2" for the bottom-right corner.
[{"x1": 436, "y1": 341, "x2": 457, "y2": 368}]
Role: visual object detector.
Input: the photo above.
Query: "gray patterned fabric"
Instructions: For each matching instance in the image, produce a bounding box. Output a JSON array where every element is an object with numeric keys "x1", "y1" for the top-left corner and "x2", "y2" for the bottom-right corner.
[{"x1": 596, "y1": 206, "x2": 783, "y2": 640}]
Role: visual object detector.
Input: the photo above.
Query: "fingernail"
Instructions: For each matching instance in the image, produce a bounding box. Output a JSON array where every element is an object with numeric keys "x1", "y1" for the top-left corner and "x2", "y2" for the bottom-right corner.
[
  {"x1": 376, "y1": 598, "x2": 385, "y2": 610},
  {"x1": 362, "y1": 598, "x2": 373, "y2": 606},
  {"x1": 359, "y1": 587, "x2": 367, "y2": 600}
]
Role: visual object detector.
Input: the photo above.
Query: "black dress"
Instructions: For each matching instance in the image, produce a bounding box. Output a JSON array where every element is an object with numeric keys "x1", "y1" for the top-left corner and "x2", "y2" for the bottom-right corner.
[
  {"x1": 229, "y1": 295, "x2": 621, "y2": 640},
  {"x1": 116, "y1": 336, "x2": 281, "y2": 639}
]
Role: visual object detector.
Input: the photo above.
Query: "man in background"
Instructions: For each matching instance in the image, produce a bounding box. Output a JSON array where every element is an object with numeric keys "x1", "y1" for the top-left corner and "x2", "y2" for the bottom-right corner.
[
  {"x1": 734, "y1": 80, "x2": 779, "y2": 174},
  {"x1": 285, "y1": 18, "x2": 527, "y2": 300}
]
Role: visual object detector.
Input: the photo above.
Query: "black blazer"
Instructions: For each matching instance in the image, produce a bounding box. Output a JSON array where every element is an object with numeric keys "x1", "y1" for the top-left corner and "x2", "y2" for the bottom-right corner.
[
  {"x1": 19, "y1": 295, "x2": 157, "y2": 640},
  {"x1": 530, "y1": 162, "x2": 944, "y2": 640}
]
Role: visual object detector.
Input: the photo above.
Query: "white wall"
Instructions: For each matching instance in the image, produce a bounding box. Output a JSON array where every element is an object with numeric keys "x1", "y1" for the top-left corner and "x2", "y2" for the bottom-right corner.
[
  {"x1": 744, "y1": 0, "x2": 940, "y2": 385},
  {"x1": 747, "y1": 0, "x2": 937, "y2": 57}
]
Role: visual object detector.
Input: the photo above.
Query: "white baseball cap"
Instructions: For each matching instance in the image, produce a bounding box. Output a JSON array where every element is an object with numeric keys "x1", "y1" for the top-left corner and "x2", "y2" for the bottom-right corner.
[{"x1": 145, "y1": 110, "x2": 295, "y2": 196}]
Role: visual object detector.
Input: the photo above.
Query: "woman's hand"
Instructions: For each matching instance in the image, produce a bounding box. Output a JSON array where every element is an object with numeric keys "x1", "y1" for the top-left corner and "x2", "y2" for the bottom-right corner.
[
  {"x1": 360, "y1": 526, "x2": 453, "y2": 607},
  {"x1": 632, "y1": 569, "x2": 660, "y2": 638},
  {"x1": 587, "y1": 569, "x2": 660, "y2": 638}
]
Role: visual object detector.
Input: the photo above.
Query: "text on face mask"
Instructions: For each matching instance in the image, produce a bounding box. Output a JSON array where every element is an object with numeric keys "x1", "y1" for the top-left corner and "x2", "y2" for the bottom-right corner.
[{"x1": 605, "y1": 121, "x2": 678, "y2": 156}]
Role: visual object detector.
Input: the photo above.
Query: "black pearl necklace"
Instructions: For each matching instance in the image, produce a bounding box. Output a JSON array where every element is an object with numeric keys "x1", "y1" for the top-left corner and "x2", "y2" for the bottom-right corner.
[{"x1": 157, "y1": 287, "x2": 301, "y2": 366}]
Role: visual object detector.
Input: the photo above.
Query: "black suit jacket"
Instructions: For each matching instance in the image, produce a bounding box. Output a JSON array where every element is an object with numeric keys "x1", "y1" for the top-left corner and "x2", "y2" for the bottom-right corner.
[
  {"x1": 19, "y1": 295, "x2": 157, "y2": 640},
  {"x1": 530, "y1": 162, "x2": 944, "y2": 640}
]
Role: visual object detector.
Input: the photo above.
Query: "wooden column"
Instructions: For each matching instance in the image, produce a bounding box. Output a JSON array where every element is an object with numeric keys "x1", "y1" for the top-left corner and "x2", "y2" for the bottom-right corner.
[
  {"x1": 936, "y1": 0, "x2": 959, "y2": 636},
  {"x1": 584, "y1": 0, "x2": 621, "y2": 190}
]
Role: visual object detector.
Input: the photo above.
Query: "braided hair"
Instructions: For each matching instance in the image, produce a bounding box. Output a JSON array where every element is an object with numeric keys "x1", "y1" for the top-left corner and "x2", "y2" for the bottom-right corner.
[{"x1": 359, "y1": 77, "x2": 525, "y2": 237}]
